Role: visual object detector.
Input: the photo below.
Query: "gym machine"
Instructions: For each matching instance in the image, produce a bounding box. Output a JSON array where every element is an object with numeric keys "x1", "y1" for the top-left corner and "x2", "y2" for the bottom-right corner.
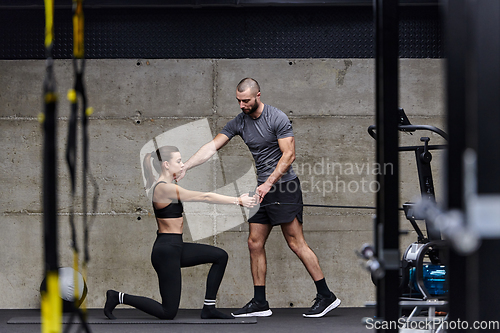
[{"x1": 360, "y1": 108, "x2": 449, "y2": 331}]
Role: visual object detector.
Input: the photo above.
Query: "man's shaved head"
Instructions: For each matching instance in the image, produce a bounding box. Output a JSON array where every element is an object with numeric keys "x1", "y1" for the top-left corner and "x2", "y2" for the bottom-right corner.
[{"x1": 237, "y1": 78, "x2": 260, "y2": 95}]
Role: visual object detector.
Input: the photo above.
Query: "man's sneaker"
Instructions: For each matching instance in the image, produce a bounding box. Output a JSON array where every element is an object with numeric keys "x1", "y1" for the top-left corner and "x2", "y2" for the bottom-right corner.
[
  {"x1": 231, "y1": 299, "x2": 273, "y2": 317},
  {"x1": 303, "y1": 293, "x2": 341, "y2": 318}
]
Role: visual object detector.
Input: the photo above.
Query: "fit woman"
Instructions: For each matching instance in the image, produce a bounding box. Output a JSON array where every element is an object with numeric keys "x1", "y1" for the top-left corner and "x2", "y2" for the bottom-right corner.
[{"x1": 104, "y1": 145, "x2": 255, "y2": 320}]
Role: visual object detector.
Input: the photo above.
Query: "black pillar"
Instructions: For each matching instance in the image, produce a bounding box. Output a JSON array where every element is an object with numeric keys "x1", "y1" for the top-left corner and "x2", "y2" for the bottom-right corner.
[
  {"x1": 374, "y1": 1, "x2": 400, "y2": 332},
  {"x1": 469, "y1": 1, "x2": 500, "y2": 331},
  {"x1": 443, "y1": 0, "x2": 468, "y2": 330},
  {"x1": 445, "y1": 0, "x2": 500, "y2": 331}
]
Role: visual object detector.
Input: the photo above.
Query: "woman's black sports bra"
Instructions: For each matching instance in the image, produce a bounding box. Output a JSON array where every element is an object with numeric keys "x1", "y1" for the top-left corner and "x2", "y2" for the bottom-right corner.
[{"x1": 152, "y1": 181, "x2": 184, "y2": 218}]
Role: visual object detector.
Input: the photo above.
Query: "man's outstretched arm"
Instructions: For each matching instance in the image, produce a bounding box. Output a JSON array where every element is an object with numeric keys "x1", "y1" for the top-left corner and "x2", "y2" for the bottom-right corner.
[{"x1": 177, "y1": 133, "x2": 230, "y2": 181}]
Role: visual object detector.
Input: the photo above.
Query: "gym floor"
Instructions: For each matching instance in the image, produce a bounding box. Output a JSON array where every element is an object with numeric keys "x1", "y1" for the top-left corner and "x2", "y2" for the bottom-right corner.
[{"x1": 1, "y1": 307, "x2": 375, "y2": 333}]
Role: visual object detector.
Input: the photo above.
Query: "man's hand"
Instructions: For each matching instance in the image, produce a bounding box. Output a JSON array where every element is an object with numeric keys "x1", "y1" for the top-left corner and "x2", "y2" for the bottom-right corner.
[
  {"x1": 256, "y1": 182, "x2": 273, "y2": 203},
  {"x1": 175, "y1": 168, "x2": 187, "y2": 181}
]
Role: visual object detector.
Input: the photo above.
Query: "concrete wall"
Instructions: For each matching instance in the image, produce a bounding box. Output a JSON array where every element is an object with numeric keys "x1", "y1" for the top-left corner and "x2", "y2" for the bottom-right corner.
[{"x1": 0, "y1": 58, "x2": 445, "y2": 309}]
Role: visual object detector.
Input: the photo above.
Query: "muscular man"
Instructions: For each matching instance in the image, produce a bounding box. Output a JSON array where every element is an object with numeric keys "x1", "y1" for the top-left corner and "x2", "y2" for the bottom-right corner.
[{"x1": 178, "y1": 78, "x2": 341, "y2": 318}]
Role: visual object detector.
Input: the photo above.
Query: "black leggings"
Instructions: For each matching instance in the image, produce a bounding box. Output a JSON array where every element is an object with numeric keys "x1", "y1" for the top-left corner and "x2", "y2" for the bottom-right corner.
[{"x1": 123, "y1": 233, "x2": 228, "y2": 319}]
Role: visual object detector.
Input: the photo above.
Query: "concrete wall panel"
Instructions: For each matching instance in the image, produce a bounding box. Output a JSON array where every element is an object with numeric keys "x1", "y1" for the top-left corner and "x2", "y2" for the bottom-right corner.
[{"x1": 0, "y1": 58, "x2": 445, "y2": 309}]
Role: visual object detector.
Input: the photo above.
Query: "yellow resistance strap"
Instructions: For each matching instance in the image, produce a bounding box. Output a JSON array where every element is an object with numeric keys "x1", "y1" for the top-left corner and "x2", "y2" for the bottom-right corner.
[
  {"x1": 44, "y1": 0, "x2": 54, "y2": 49},
  {"x1": 73, "y1": 0, "x2": 84, "y2": 58},
  {"x1": 41, "y1": 271, "x2": 62, "y2": 333},
  {"x1": 41, "y1": 1, "x2": 62, "y2": 332}
]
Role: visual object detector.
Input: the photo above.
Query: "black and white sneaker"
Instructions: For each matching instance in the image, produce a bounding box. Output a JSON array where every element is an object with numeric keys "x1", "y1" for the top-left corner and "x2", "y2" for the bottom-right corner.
[
  {"x1": 303, "y1": 293, "x2": 341, "y2": 318},
  {"x1": 231, "y1": 299, "x2": 273, "y2": 317}
]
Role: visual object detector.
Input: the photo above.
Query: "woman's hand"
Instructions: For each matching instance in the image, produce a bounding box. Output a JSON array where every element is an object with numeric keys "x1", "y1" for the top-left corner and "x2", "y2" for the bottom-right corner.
[{"x1": 238, "y1": 193, "x2": 257, "y2": 208}]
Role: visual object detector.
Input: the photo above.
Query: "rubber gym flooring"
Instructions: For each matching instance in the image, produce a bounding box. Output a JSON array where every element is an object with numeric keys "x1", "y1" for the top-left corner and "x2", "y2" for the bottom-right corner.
[{"x1": 2, "y1": 307, "x2": 375, "y2": 333}]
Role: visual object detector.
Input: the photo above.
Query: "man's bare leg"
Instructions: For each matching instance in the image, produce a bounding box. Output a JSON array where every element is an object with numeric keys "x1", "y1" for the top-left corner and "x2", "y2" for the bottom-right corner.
[
  {"x1": 231, "y1": 223, "x2": 273, "y2": 317},
  {"x1": 281, "y1": 217, "x2": 324, "y2": 280},
  {"x1": 248, "y1": 222, "x2": 273, "y2": 286},
  {"x1": 281, "y1": 218, "x2": 341, "y2": 318}
]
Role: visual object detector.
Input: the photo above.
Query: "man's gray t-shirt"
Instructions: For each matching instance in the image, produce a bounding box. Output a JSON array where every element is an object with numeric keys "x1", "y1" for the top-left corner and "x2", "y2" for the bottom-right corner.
[{"x1": 220, "y1": 104, "x2": 297, "y2": 184}]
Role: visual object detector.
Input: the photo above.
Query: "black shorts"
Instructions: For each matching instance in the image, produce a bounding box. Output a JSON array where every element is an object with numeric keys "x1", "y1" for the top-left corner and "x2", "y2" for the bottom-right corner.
[{"x1": 248, "y1": 177, "x2": 303, "y2": 226}]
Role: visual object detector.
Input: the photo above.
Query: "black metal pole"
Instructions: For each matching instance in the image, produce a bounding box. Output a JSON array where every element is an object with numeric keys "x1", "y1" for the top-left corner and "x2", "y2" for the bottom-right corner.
[
  {"x1": 374, "y1": 0, "x2": 400, "y2": 331},
  {"x1": 443, "y1": 0, "x2": 468, "y2": 330},
  {"x1": 470, "y1": 1, "x2": 500, "y2": 330}
]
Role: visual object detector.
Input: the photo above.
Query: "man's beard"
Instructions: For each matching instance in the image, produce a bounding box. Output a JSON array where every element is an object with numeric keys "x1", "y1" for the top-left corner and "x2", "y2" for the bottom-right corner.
[{"x1": 243, "y1": 102, "x2": 259, "y2": 115}]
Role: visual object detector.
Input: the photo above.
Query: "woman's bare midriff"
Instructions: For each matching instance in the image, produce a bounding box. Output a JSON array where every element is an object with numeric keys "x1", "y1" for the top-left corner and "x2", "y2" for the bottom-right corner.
[{"x1": 156, "y1": 217, "x2": 183, "y2": 234}]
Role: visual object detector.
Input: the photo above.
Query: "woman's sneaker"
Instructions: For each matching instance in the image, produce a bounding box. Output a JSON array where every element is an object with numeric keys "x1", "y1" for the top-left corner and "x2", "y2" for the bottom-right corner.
[
  {"x1": 231, "y1": 299, "x2": 273, "y2": 317},
  {"x1": 303, "y1": 293, "x2": 341, "y2": 318}
]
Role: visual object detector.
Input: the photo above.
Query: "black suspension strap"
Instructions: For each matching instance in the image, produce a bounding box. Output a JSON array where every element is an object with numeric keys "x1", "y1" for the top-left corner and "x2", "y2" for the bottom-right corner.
[
  {"x1": 41, "y1": 1, "x2": 63, "y2": 332},
  {"x1": 258, "y1": 202, "x2": 377, "y2": 210},
  {"x1": 64, "y1": 0, "x2": 98, "y2": 331},
  {"x1": 255, "y1": 201, "x2": 407, "y2": 211},
  {"x1": 249, "y1": 192, "x2": 402, "y2": 211},
  {"x1": 248, "y1": 191, "x2": 376, "y2": 210}
]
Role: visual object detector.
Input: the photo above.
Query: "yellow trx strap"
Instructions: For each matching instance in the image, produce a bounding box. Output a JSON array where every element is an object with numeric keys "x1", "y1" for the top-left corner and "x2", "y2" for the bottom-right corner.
[
  {"x1": 65, "y1": 2, "x2": 93, "y2": 332},
  {"x1": 44, "y1": 0, "x2": 54, "y2": 49},
  {"x1": 41, "y1": 1, "x2": 62, "y2": 332},
  {"x1": 41, "y1": 271, "x2": 62, "y2": 333},
  {"x1": 73, "y1": 0, "x2": 84, "y2": 59}
]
